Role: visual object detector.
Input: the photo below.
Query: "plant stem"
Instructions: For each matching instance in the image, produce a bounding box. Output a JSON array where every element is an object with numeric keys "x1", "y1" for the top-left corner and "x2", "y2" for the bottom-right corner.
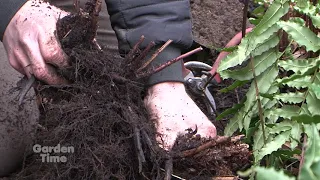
[
  {"x1": 299, "y1": 134, "x2": 307, "y2": 175},
  {"x1": 242, "y1": 0, "x2": 249, "y2": 38},
  {"x1": 137, "y1": 39, "x2": 173, "y2": 72},
  {"x1": 137, "y1": 47, "x2": 203, "y2": 78},
  {"x1": 250, "y1": 56, "x2": 267, "y2": 145}
]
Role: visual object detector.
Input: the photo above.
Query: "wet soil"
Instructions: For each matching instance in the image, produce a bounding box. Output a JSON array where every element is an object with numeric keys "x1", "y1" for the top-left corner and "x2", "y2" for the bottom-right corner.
[{"x1": 11, "y1": 0, "x2": 251, "y2": 179}]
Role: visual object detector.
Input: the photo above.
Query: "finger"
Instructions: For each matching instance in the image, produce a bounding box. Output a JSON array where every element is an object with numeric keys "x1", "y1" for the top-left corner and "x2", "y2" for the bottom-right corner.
[
  {"x1": 196, "y1": 122, "x2": 217, "y2": 139},
  {"x1": 13, "y1": 46, "x2": 33, "y2": 77},
  {"x1": 38, "y1": 28, "x2": 70, "y2": 68},
  {"x1": 25, "y1": 42, "x2": 68, "y2": 84},
  {"x1": 8, "y1": 53, "x2": 26, "y2": 75}
]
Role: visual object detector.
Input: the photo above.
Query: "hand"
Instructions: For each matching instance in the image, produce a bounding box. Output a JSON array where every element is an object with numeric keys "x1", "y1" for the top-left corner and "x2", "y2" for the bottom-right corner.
[
  {"x1": 3, "y1": 0, "x2": 70, "y2": 84},
  {"x1": 144, "y1": 82, "x2": 217, "y2": 150}
]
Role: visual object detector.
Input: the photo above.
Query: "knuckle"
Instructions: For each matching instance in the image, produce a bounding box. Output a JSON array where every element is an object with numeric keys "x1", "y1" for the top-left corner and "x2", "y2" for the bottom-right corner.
[
  {"x1": 20, "y1": 34, "x2": 33, "y2": 45},
  {"x1": 33, "y1": 66, "x2": 48, "y2": 80}
]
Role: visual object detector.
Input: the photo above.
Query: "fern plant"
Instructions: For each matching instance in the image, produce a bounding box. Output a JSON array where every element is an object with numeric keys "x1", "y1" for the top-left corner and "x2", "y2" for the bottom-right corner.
[{"x1": 217, "y1": 0, "x2": 320, "y2": 177}]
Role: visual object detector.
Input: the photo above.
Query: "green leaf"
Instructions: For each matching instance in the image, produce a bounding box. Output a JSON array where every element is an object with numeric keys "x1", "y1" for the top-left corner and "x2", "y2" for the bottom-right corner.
[
  {"x1": 308, "y1": 72, "x2": 320, "y2": 99},
  {"x1": 277, "y1": 20, "x2": 320, "y2": 52},
  {"x1": 243, "y1": 84, "x2": 279, "y2": 131},
  {"x1": 254, "y1": 0, "x2": 290, "y2": 35},
  {"x1": 309, "y1": 84, "x2": 320, "y2": 99},
  {"x1": 278, "y1": 58, "x2": 320, "y2": 74},
  {"x1": 282, "y1": 76, "x2": 312, "y2": 89},
  {"x1": 255, "y1": 130, "x2": 291, "y2": 162},
  {"x1": 220, "y1": 49, "x2": 279, "y2": 81},
  {"x1": 218, "y1": 24, "x2": 280, "y2": 73},
  {"x1": 299, "y1": 124, "x2": 320, "y2": 180},
  {"x1": 265, "y1": 105, "x2": 300, "y2": 119},
  {"x1": 296, "y1": 0, "x2": 308, "y2": 8},
  {"x1": 269, "y1": 120, "x2": 292, "y2": 134},
  {"x1": 306, "y1": 72, "x2": 320, "y2": 115},
  {"x1": 252, "y1": 5, "x2": 266, "y2": 17},
  {"x1": 214, "y1": 46, "x2": 238, "y2": 53},
  {"x1": 219, "y1": 80, "x2": 249, "y2": 93},
  {"x1": 252, "y1": 34, "x2": 280, "y2": 57},
  {"x1": 216, "y1": 103, "x2": 244, "y2": 121},
  {"x1": 310, "y1": 16, "x2": 320, "y2": 29},
  {"x1": 300, "y1": 103, "x2": 312, "y2": 115},
  {"x1": 253, "y1": 126, "x2": 270, "y2": 153},
  {"x1": 254, "y1": 167, "x2": 295, "y2": 180},
  {"x1": 292, "y1": 114, "x2": 320, "y2": 124},
  {"x1": 291, "y1": 122, "x2": 302, "y2": 149},
  {"x1": 244, "y1": 66, "x2": 279, "y2": 120},
  {"x1": 224, "y1": 112, "x2": 242, "y2": 136},
  {"x1": 274, "y1": 92, "x2": 305, "y2": 104},
  {"x1": 294, "y1": 1, "x2": 320, "y2": 29},
  {"x1": 306, "y1": 91, "x2": 320, "y2": 115},
  {"x1": 224, "y1": 66, "x2": 278, "y2": 135},
  {"x1": 218, "y1": 0, "x2": 289, "y2": 73}
]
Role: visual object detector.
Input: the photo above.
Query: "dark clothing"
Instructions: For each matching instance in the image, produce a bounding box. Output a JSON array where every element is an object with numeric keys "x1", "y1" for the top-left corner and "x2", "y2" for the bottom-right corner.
[
  {"x1": 0, "y1": 0, "x2": 26, "y2": 41},
  {"x1": 105, "y1": 0, "x2": 193, "y2": 85},
  {"x1": 1, "y1": 0, "x2": 194, "y2": 85}
]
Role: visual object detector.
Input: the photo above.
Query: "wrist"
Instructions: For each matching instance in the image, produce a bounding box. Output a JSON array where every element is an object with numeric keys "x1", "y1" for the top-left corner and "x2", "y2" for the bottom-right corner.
[
  {"x1": 145, "y1": 45, "x2": 184, "y2": 86},
  {"x1": 147, "y1": 82, "x2": 185, "y2": 95}
]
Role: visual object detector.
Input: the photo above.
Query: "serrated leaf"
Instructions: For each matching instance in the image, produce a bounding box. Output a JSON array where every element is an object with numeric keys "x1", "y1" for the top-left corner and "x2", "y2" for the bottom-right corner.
[
  {"x1": 289, "y1": 17, "x2": 306, "y2": 26},
  {"x1": 294, "y1": 1, "x2": 320, "y2": 29},
  {"x1": 310, "y1": 16, "x2": 320, "y2": 29},
  {"x1": 216, "y1": 103, "x2": 244, "y2": 121},
  {"x1": 255, "y1": 130, "x2": 291, "y2": 162},
  {"x1": 264, "y1": 99, "x2": 278, "y2": 110},
  {"x1": 291, "y1": 122, "x2": 302, "y2": 149},
  {"x1": 282, "y1": 76, "x2": 312, "y2": 89},
  {"x1": 269, "y1": 120, "x2": 292, "y2": 134},
  {"x1": 243, "y1": 84, "x2": 279, "y2": 131},
  {"x1": 276, "y1": 74, "x2": 313, "y2": 87},
  {"x1": 224, "y1": 112, "x2": 242, "y2": 136},
  {"x1": 277, "y1": 21, "x2": 320, "y2": 52},
  {"x1": 296, "y1": 0, "x2": 308, "y2": 8},
  {"x1": 301, "y1": 103, "x2": 312, "y2": 115},
  {"x1": 252, "y1": 34, "x2": 280, "y2": 57},
  {"x1": 220, "y1": 49, "x2": 279, "y2": 81},
  {"x1": 254, "y1": 0, "x2": 290, "y2": 35},
  {"x1": 254, "y1": 167, "x2": 295, "y2": 180},
  {"x1": 308, "y1": 72, "x2": 320, "y2": 99},
  {"x1": 218, "y1": 24, "x2": 280, "y2": 73},
  {"x1": 249, "y1": 18, "x2": 262, "y2": 26},
  {"x1": 219, "y1": 80, "x2": 249, "y2": 93},
  {"x1": 265, "y1": 105, "x2": 300, "y2": 119},
  {"x1": 274, "y1": 92, "x2": 305, "y2": 104},
  {"x1": 215, "y1": 46, "x2": 238, "y2": 53},
  {"x1": 309, "y1": 84, "x2": 320, "y2": 99},
  {"x1": 278, "y1": 58, "x2": 320, "y2": 74},
  {"x1": 299, "y1": 124, "x2": 320, "y2": 180},
  {"x1": 292, "y1": 114, "x2": 320, "y2": 124},
  {"x1": 253, "y1": 126, "x2": 270, "y2": 153},
  {"x1": 252, "y1": 5, "x2": 266, "y2": 17},
  {"x1": 306, "y1": 91, "x2": 320, "y2": 115},
  {"x1": 224, "y1": 66, "x2": 278, "y2": 135}
]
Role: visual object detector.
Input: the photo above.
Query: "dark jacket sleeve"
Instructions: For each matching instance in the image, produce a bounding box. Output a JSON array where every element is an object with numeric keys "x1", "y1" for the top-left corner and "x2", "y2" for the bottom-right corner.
[
  {"x1": 0, "y1": 0, "x2": 27, "y2": 41},
  {"x1": 105, "y1": 0, "x2": 194, "y2": 85}
]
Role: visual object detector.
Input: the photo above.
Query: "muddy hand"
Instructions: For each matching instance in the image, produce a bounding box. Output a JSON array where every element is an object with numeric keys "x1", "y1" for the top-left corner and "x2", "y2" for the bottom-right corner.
[
  {"x1": 144, "y1": 82, "x2": 217, "y2": 150},
  {"x1": 3, "y1": 0, "x2": 70, "y2": 85}
]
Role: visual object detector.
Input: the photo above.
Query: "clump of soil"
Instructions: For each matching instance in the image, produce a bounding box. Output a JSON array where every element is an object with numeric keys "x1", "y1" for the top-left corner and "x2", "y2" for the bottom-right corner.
[
  {"x1": 191, "y1": 0, "x2": 245, "y2": 48},
  {"x1": 12, "y1": 1, "x2": 251, "y2": 179}
]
